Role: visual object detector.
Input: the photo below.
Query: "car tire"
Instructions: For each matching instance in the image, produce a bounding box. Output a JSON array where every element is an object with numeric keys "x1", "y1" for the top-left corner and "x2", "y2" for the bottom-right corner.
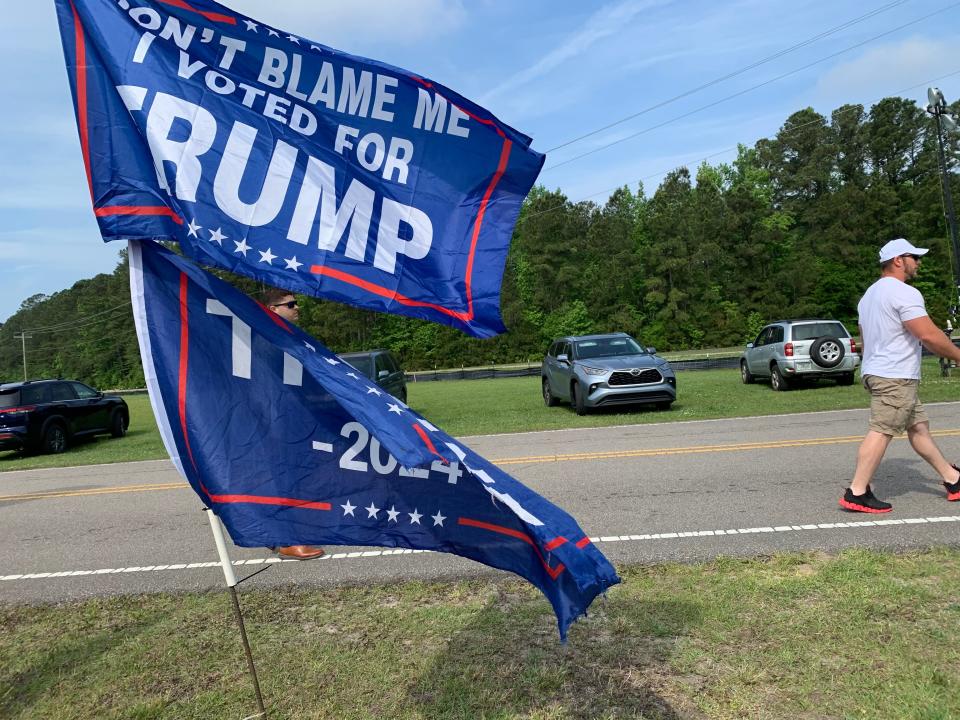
[
  {"x1": 110, "y1": 410, "x2": 129, "y2": 438},
  {"x1": 399, "y1": 388, "x2": 408, "y2": 404},
  {"x1": 42, "y1": 422, "x2": 68, "y2": 454},
  {"x1": 571, "y1": 382, "x2": 588, "y2": 415},
  {"x1": 770, "y1": 365, "x2": 790, "y2": 391},
  {"x1": 656, "y1": 401, "x2": 673, "y2": 410},
  {"x1": 542, "y1": 378, "x2": 558, "y2": 407},
  {"x1": 740, "y1": 361, "x2": 754, "y2": 384},
  {"x1": 810, "y1": 336, "x2": 845, "y2": 369},
  {"x1": 838, "y1": 372, "x2": 855, "y2": 386}
]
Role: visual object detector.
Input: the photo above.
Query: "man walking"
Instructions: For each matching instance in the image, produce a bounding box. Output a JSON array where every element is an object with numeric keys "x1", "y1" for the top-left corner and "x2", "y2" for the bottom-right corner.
[
  {"x1": 262, "y1": 287, "x2": 326, "y2": 560},
  {"x1": 841, "y1": 238, "x2": 960, "y2": 513}
]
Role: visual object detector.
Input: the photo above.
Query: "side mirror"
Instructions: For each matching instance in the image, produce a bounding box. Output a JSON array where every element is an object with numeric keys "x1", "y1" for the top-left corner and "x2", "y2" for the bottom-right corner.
[
  {"x1": 378, "y1": 370, "x2": 390, "y2": 379},
  {"x1": 557, "y1": 353, "x2": 569, "y2": 363},
  {"x1": 746, "y1": 342, "x2": 754, "y2": 349},
  {"x1": 646, "y1": 347, "x2": 657, "y2": 354}
]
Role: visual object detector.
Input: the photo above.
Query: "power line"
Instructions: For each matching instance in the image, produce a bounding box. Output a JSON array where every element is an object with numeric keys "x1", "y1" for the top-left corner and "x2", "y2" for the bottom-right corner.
[
  {"x1": 543, "y1": 2, "x2": 960, "y2": 173},
  {"x1": 23, "y1": 301, "x2": 132, "y2": 334},
  {"x1": 519, "y1": 67, "x2": 960, "y2": 225},
  {"x1": 544, "y1": 0, "x2": 908, "y2": 154}
]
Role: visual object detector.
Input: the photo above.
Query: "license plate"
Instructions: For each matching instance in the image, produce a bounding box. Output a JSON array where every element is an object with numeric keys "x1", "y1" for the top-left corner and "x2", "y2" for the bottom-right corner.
[{"x1": 796, "y1": 361, "x2": 812, "y2": 370}]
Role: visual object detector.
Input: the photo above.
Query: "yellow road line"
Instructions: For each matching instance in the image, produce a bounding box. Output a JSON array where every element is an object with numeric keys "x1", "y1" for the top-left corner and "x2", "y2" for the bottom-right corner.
[{"x1": 4, "y1": 428, "x2": 960, "y2": 500}]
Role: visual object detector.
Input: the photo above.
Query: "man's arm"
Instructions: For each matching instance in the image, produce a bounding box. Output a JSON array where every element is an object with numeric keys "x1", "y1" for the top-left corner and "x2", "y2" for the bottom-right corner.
[
  {"x1": 903, "y1": 315, "x2": 960, "y2": 361},
  {"x1": 858, "y1": 324, "x2": 865, "y2": 356}
]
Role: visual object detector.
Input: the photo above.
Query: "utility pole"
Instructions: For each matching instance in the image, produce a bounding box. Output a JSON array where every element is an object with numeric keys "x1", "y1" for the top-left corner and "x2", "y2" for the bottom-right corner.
[
  {"x1": 13, "y1": 332, "x2": 32, "y2": 381},
  {"x1": 925, "y1": 87, "x2": 959, "y2": 376}
]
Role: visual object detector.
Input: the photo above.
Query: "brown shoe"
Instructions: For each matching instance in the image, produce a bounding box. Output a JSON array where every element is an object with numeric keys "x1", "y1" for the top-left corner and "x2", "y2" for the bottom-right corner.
[{"x1": 274, "y1": 545, "x2": 325, "y2": 560}]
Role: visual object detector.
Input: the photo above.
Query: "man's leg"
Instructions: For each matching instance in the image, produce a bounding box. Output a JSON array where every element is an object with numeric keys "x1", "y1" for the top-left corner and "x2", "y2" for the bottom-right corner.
[
  {"x1": 850, "y1": 430, "x2": 892, "y2": 495},
  {"x1": 906, "y1": 421, "x2": 960, "y2": 485}
]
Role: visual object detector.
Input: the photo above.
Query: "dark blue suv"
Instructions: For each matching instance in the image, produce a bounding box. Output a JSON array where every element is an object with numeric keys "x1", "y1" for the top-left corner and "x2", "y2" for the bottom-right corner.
[
  {"x1": 0, "y1": 379, "x2": 129, "y2": 454},
  {"x1": 337, "y1": 350, "x2": 407, "y2": 403}
]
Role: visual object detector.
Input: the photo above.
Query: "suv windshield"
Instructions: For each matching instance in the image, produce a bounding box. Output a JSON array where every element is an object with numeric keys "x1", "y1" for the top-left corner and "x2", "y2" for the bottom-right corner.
[
  {"x1": 575, "y1": 337, "x2": 644, "y2": 359},
  {"x1": 792, "y1": 323, "x2": 849, "y2": 341},
  {"x1": 0, "y1": 389, "x2": 19, "y2": 408}
]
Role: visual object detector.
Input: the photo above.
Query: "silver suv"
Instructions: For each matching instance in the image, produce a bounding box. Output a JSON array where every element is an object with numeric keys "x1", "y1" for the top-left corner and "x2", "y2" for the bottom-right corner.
[
  {"x1": 740, "y1": 319, "x2": 860, "y2": 391},
  {"x1": 542, "y1": 333, "x2": 677, "y2": 415}
]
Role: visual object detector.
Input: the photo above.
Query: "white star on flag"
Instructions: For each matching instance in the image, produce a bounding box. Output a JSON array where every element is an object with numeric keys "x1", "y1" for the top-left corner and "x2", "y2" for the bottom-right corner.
[
  {"x1": 310, "y1": 45, "x2": 321, "y2": 51},
  {"x1": 341, "y1": 500, "x2": 356, "y2": 516},
  {"x1": 408, "y1": 509, "x2": 423, "y2": 525},
  {"x1": 366, "y1": 387, "x2": 382, "y2": 396},
  {"x1": 386, "y1": 506, "x2": 400, "y2": 522},
  {"x1": 284, "y1": 256, "x2": 303, "y2": 271},
  {"x1": 347, "y1": 372, "x2": 360, "y2": 380},
  {"x1": 325, "y1": 358, "x2": 340, "y2": 365},
  {"x1": 287, "y1": 34, "x2": 300, "y2": 44},
  {"x1": 233, "y1": 238, "x2": 250, "y2": 256},
  {"x1": 209, "y1": 227, "x2": 227, "y2": 245},
  {"x1": 304, "y1": 342, "x2": 316, "y2": 352},
  {"x1": 187, "y1": 219, "x2": 201, "y2": 238},
  {"x1": 267, "y1": 28, "x2": 279, "y2": 37},
  {"x1": 387, "y1": 403, "x2": 403, "y2": 415},
  {"x1": 243, "y1": 19, "x2": 258, "y2": 31},
  {"x1": 365, "y1": 502, "x2": 380, "y2": 519},
  {"x1": 258, "y1": 248, "x2": 276, "y2": 264},
  {"x1": 431, "y1": 511, "x2": 446, "y2": 527}
]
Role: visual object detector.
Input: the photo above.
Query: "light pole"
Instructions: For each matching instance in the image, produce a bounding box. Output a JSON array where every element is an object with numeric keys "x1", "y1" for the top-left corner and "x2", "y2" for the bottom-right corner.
[
  {"x1": 13, "y1": 332, "x2": 31, "y2": 381},
  {"x1": 926, "y1": 87, "x2": 960, "y2": 309}
]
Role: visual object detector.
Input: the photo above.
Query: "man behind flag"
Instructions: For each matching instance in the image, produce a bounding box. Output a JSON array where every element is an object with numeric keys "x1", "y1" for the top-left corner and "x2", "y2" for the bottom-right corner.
[{"x1": 129, "y1": 240, "x2": 619, "y2": 639}]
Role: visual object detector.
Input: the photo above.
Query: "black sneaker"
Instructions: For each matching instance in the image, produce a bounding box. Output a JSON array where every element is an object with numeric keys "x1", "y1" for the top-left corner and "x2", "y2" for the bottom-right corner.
[
  {"x1": 839, "y1": 486, "x2": 892, "y2": 514},
  {"x1": 945, "y1": 464, "x2": 960, "y2": 502}
]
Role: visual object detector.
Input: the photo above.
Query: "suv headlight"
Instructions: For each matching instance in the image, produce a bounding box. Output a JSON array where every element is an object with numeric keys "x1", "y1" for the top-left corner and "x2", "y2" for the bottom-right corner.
[{"x1": 579, "y1": 365, "x2": 606, "y2": 376}]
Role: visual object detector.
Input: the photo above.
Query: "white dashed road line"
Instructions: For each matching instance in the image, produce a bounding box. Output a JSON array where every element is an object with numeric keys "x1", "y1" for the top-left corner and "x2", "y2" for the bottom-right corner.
[{"x1": 4, "y1": 515, "x2": 959, "y2": 582}]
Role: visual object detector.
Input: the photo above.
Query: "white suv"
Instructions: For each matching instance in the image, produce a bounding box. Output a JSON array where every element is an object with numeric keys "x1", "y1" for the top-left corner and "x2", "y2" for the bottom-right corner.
[{"x1": 740, "y1": 320, "x2": 860, "y2": 391}]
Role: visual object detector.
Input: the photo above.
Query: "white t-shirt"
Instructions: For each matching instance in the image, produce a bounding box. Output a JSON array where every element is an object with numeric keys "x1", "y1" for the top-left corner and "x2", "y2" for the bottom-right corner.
[{"x1": 858, "y1": 276, "x2": 927, "y2": 379}]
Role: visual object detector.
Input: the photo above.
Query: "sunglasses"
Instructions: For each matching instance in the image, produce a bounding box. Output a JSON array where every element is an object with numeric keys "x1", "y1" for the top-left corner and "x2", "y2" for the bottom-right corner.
[
  {"x1": 901, "y1": 254, "x2": 922, "y2": 261},
  {"x1": 271, "y1": 300, "x2": 298, "y2": 309}
]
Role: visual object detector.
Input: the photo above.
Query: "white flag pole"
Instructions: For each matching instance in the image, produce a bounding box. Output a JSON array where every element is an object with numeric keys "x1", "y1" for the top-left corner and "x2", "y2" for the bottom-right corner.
[{"x1": 204, "y1": 508, "x2": 267, "y2": 719}]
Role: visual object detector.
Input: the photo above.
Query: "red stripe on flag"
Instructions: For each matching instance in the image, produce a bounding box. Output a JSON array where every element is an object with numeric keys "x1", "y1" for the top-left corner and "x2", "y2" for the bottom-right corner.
[
  {"x1": 69, "y1": 1, "x2": 93, "y2": 203},
  {"x1": 575, "y1": 537, "x2": 591, "y2": 549},
  {"x1": 95, "y1": 206, "x2": 183, "y2": 224},
  {"x1": 255, "y1": 300, "x2": 294, "y2": 333},
  {"x1": 204, "y1": 493, "x2": 331, "y2": 511},
  {"x1": 464, "y1": 139, "x2": 511, "y2": 318},
  {"x1": 309, "y1": 265, "x2": 472, "y2": 322},
  {"x1": 156, "y1": 0, "x2": 237, "y2": 24},
  {"x1": 178, "y1": 273, "x2": 199, "y2": 473},
  {"x1": 544, "y1": 537, "x2": 569, "y2": 551},
  {"x1": 458, "y1": 517, "x2": 565, "y2": 580},
  {"x1": 413, "y1": 423, "x2": 447, "y2": 462}
]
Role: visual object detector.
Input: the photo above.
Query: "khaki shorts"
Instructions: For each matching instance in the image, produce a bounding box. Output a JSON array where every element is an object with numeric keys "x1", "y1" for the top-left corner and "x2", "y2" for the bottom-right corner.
[{"x1": 863, "y1": 374, "x2": 928, "y2": 435}]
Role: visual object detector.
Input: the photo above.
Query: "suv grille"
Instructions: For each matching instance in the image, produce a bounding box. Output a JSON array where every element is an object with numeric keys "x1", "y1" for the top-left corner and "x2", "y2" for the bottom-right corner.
[{"x1": 609, "y1": 368, "x2": 663, "y2": 386}]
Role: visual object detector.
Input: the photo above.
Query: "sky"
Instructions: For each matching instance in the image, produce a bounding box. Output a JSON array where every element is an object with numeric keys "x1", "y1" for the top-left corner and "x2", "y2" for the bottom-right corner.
[{"x1": 2, "y1": 0, "x2": 959, "y2": 323}]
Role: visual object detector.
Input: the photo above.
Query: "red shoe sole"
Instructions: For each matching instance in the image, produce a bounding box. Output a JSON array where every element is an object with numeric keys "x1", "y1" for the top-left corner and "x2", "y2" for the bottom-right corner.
[
  {"x1": 839, "y1": 497, "x2": 892, "y2": 513},
  {"x1": 947, "y1": 491, "x2": 960, "y2": 502}
]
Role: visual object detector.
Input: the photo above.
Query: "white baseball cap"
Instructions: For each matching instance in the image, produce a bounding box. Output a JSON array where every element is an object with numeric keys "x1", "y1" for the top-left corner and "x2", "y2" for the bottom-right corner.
[{"x1": 878, "y1": 238, "x2": 928, "y2": 263}]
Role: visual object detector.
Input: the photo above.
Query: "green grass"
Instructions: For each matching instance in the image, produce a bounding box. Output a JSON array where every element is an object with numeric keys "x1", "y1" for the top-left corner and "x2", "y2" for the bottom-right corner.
[
  {"x1": 3, "y1": 549, "x2": 960, "y2": 719},
  {"x1": 4, "y1": 359, "x2": 960, "y2": 470}
]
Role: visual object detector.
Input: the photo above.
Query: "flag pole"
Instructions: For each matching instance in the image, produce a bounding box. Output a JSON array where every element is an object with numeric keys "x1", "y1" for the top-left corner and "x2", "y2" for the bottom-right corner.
[{"x1": 204, "y1": 508, "x2": 267, "y2": 719}]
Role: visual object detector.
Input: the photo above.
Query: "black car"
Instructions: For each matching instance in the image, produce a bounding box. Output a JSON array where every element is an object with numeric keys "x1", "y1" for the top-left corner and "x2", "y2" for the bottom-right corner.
[
  {"x1": 337, "y1": 350, "x2": 407, "y2": 402},
  {"x1": 0, "y1": 379, "x2": 129, "y2": 454}
]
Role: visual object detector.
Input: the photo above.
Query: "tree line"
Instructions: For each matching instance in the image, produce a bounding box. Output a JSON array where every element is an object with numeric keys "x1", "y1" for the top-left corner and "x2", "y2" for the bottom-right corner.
[{"x1": 1, "y1": 96, "x2": 958, "y2": 388}]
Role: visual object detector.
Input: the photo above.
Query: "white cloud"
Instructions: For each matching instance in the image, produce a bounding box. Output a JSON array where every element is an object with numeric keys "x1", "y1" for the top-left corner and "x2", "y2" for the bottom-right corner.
[
  {"x1": 481, "y1": 0, "x2": 673, "y2": 103},
  {"x1": 814, "y1": 36, "x2": 958, "y2": 108}
]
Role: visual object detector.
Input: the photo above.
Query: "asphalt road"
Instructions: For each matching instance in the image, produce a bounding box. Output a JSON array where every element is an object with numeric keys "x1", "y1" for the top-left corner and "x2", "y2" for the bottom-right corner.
[{"x1": 3, "y1": 403, "x2": 960, "y2": 604}]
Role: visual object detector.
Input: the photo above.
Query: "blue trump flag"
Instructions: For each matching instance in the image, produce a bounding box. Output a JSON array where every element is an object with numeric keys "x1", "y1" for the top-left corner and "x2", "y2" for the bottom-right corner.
[
  {"x1": 129, "y1": 240, "x2": 619, "y2": 639},
  {"x1": 55, "y1": 0, "x2": 544, "y2": 338}
]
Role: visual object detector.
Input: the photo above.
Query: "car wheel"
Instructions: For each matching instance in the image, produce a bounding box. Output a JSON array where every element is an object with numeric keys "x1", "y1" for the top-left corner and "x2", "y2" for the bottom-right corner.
[
  {"x1": 838, "y1": 372, "x2": 855, "y2": 386},
  {"x1": 740, "y1": 361, "x2": 754, "y2": 384},
  {"x1": 656, "y1": 401, "x2": 673, "y2": 410},
  {"x1": 542, "y1": 378, "x2": 558, "y2": 407},
  {"x1": 399, "y1": 388, "x2": 408, "y2": 404},
  {"x1": 42, "y1": 422, "x2": 68, "y2": 454},
  {"x1": 770, "y1": 365, "x2": 790, "y2": 391},
  {"x1": 571, "y1": 383, "x2": 587, "y2": 415},
  {"x1": 110, "y1": 410, "x2": 129, "y2": 438},
  {"x1": 810, "y1": 336, "x2": 845, "y2": 369}
]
